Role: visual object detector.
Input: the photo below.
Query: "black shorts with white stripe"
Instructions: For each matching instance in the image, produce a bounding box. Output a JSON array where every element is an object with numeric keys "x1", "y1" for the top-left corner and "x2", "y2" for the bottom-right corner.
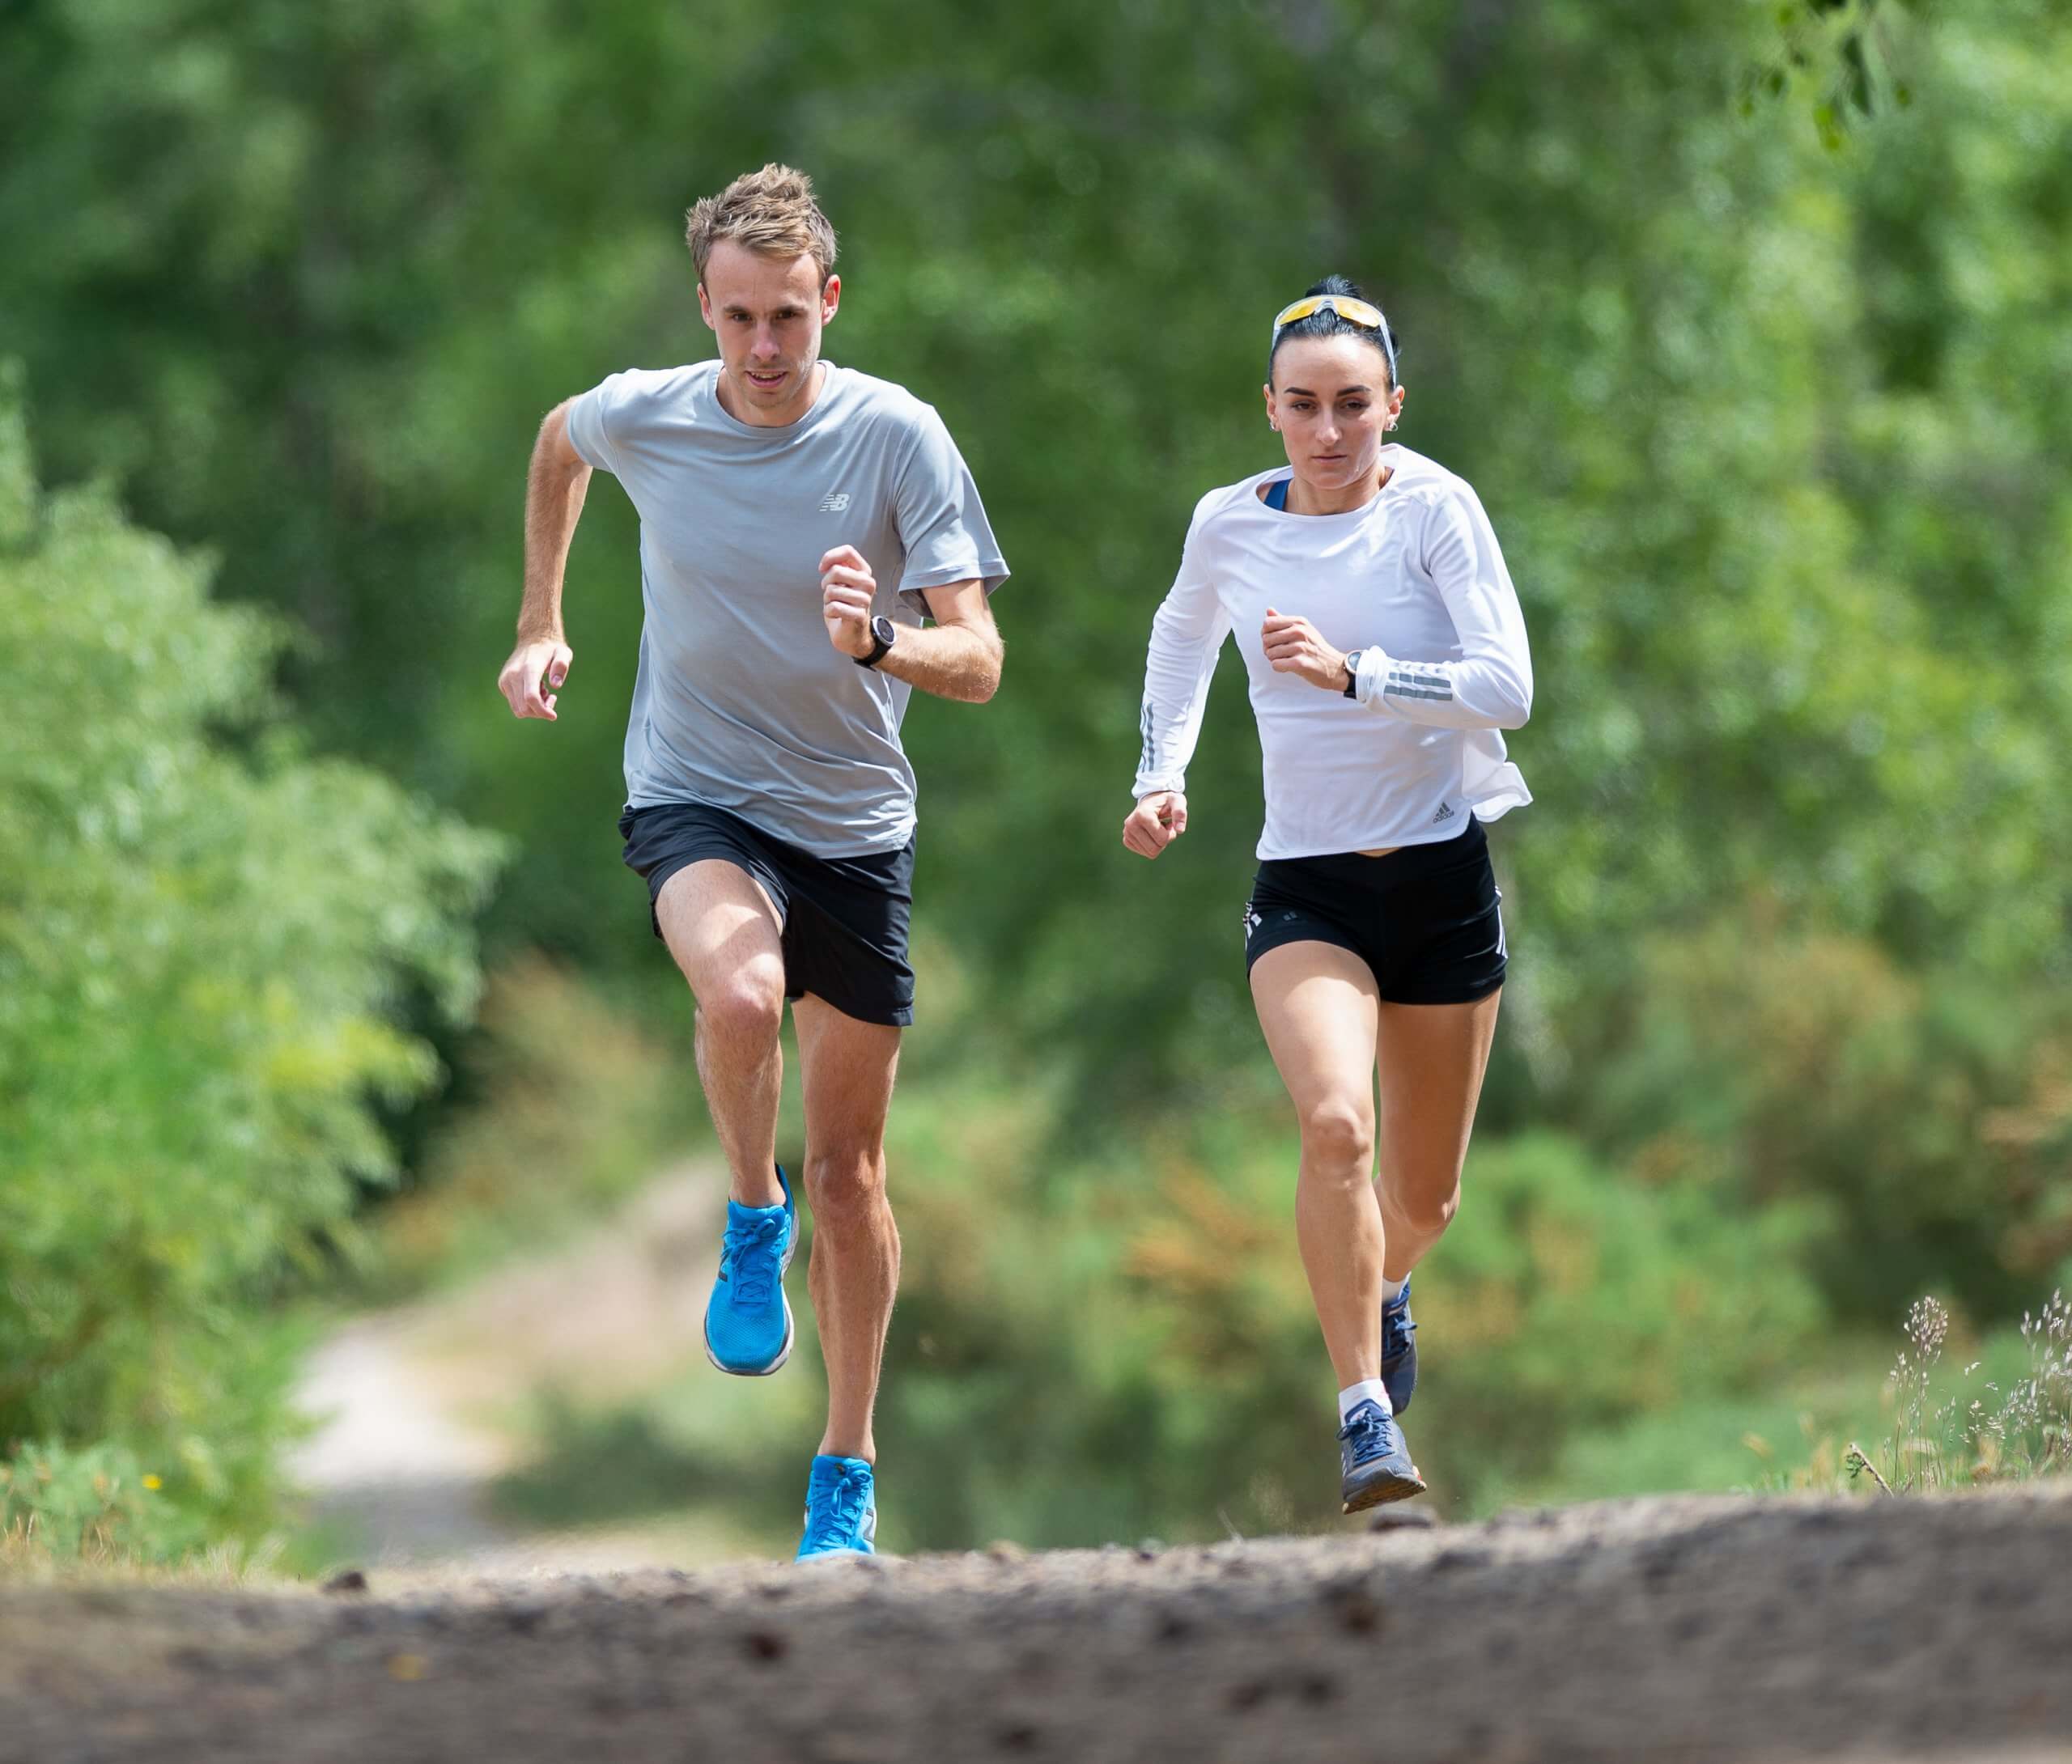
[{"x1": 1242, "y1": 816, "x2": 1505, "y2": 1006}]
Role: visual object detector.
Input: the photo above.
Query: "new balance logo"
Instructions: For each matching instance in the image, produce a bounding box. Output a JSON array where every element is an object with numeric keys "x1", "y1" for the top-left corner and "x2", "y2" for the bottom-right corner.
[
  {"x1": 1433, "y1": 802, "x2": 1455, "y2": 823},
  {"x1": 818, "y1": 491, "x2": 852, "y2": 513}
]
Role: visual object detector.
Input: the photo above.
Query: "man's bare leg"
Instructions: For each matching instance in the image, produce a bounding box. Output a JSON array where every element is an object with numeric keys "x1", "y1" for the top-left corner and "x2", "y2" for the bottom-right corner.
[
  {"x1": 656, "y1": 861, "x2": 787, "y2": 1208},
  {"x1": 791, "y1": 994, "x2": 902, "y2": 1463}
]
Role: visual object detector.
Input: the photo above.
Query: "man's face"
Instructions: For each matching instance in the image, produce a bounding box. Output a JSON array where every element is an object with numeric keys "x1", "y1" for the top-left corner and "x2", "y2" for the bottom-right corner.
[{"x1": 698, "y1": 240, "x2": 841, "y2": 427}]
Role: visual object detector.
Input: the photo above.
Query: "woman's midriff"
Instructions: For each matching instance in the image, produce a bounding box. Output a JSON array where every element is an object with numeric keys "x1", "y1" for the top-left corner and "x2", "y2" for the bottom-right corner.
[{"x1": 1357, "y1": 847, "x2": 1400, "y2": 859}]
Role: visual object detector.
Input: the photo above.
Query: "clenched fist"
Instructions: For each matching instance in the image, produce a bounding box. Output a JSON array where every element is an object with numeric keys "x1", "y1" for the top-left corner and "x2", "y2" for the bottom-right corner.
[
  {"x1": 498, "y1": 636, "x2": 574, "y2": 720},
  {"x1": 821, "y1": 545, "x2": 877, "y2": 659},
  {"x1": 1122, "y1": 791, "x2": 1189, "y2": 859},
  {"x1": 1261, "y1": 607, "x2": 1351, "y2": 693}
]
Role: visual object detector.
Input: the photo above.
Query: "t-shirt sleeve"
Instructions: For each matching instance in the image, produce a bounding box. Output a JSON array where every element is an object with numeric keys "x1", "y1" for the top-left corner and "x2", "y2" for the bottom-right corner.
[
  {"x1": 563, "y1": 372, "x2": 636, "y2": 477},
  {"x1": 891, "y1": 406, "x2": 1010, "y2": 615}
]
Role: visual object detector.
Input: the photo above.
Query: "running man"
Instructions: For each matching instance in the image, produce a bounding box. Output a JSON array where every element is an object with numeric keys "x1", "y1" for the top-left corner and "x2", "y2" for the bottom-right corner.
[
  {"x1": 1123, "y1": 277, "x2": 1531, "y2": 1512},
  {"x1": 496, "y1": 164, "x2": 1008, "y2": 1558}
]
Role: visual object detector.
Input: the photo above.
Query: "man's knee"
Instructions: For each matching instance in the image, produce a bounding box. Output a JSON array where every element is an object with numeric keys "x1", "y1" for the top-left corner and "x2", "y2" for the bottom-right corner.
[
  {"x1": 1298, "y1": 1100, "x2": 1374, "y2": 1175},
  {"x1": 804, "y1": 1147, "x2": 886, "y2": 1220},
  {"x1": 694, "y1": 959, "x2": 786, "y2": 1055}
]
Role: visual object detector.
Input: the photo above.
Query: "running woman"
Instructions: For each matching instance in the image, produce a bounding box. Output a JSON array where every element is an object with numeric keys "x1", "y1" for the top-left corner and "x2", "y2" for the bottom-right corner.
[
  {"x1": 497, "y1": 165, "x2": 1008, "y2": 1558},
  {"x1": 1122, "y1": 277, "x2": 1531, "y2": 1512}
]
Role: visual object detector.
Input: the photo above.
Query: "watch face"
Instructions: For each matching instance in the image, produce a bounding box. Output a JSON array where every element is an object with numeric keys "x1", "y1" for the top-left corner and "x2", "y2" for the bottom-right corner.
[{"x1": 871, "y1": 615, "x2": 897, "y2": 647}]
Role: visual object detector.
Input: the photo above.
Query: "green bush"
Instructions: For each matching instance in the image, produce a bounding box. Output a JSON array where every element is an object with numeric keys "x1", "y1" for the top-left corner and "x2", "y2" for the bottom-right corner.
[
  {"x1": 0, "y1": 378, "x2": 501, "y2": 1548},
  {"x1": 1583, "y1": 912, "x2": 2072, "y2": 1323},
  {"x1": 0, "y1": 1439, "x2": 205, "y2": 1565}
]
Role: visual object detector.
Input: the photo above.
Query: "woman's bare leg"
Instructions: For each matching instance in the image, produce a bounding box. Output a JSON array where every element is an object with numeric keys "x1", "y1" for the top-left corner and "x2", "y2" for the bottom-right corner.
[
  {"x1": 1250, "y1": 942, "x2": 1385, "y2": 1390},
  {"x1": 1374, "y1": 989, "x2": 1502, "y2": 1282}
]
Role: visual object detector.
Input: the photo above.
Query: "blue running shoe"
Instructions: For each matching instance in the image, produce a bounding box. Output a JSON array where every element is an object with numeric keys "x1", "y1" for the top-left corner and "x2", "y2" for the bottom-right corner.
[
  {"x1": 703, "y1": 1164, "x2": 797, "y2": 1377},
  {"x1": 797, "y1": 1455, "x2": 877, "y2": 1560},
  {"x1": 1338, "y1": 1398, "x2": 1425, "y2": 1513},
  {"x1": 1382, "y1": 1277, "x2": 1417, "y2": 1414}
]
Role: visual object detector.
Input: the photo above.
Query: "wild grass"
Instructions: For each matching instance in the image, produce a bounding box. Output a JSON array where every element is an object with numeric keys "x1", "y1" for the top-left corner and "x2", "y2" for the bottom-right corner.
[
  {"x1": 1845, "y1": 1290, "x2": 2071, "y2": 1495},
  {"x1": 0, "y1": 1517, "x2": 290, "y2": 1587}
]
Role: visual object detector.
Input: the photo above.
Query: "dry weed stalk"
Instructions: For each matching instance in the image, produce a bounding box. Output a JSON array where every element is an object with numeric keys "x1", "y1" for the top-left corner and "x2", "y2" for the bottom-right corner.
[{"x1": 1853, "y1": 1288, "x2": 2072, "y2": 1494}]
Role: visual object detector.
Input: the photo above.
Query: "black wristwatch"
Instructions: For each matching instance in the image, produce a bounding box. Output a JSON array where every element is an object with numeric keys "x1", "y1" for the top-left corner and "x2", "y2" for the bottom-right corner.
[
  {"x1": 855, "y1": 614, "x2": 897, "y2": 669},
  {"x1": 1342, "y1": 649, "x2": 1364, "y2": 699}
]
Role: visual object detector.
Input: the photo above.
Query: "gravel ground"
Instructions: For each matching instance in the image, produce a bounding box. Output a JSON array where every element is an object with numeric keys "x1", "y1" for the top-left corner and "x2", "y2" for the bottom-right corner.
[{"x1": 4, "y1": 1484, "x2": 2068, "y2": 1764}]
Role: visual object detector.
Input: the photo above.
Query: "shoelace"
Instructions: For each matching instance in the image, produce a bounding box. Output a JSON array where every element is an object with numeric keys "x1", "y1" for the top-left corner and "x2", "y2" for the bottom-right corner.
[
  {"x1": 805, "y1": 1465, "x2": 870, "y2": 1550},
  {"x1": 1339, "y1": 1404, "x2": 1393, "y2": 1465},
  {"x1": 722, "y1": 1211, "x2": 787, "y2": 1308}
]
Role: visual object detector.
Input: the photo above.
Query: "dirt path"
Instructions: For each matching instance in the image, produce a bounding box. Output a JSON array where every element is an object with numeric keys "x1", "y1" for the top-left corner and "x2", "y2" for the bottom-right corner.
[
  {"x1": 5, "y1": 1484, "x2": 2066, "y2": 1763},
  {"x1": 289, "y1": 1165, "x2": 726, "y2": 1575}
]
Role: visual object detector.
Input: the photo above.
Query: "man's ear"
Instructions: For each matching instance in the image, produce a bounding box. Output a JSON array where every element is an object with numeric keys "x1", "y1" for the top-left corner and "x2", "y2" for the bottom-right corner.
[{"x1": 821, "y1": 273, "x2": 843, "y2": 326}]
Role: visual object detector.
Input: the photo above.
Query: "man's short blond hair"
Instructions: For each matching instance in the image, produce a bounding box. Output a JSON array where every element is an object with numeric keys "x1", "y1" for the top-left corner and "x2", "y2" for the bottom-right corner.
[{"x1": 685, "y1": 163, "x2": 839, "y2": 286}]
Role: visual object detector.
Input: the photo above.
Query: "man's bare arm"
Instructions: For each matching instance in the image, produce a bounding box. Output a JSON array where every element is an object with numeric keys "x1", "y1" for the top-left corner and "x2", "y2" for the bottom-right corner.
[
  {"x1": 819, "y1": 549, "x2": 1003, "y2": 704},
  {"x1": 498, "y1": 401, "x2": 592, "y2": 721}
]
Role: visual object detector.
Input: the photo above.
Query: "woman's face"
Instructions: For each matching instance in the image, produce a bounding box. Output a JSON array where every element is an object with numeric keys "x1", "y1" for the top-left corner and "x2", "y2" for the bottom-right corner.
[{"x1": 1263, "y1": 335, "x2": 1405, "y2": 494}]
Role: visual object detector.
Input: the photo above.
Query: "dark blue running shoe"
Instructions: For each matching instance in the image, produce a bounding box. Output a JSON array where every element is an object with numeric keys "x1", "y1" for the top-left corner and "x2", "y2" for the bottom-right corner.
[
  {"x1": 1338, "y1": 1398, "x2": 1425, "y2": 1512},
  {"x1": 703, "y1": 1164, "x2": 797, "y2": 1377},
  {"x1": 797, "y1": 1455, "x2": 877, "y2": 1560},
  {"x1": 1382, "y1": 1277, "x2": 1417, "y2": 1414}
]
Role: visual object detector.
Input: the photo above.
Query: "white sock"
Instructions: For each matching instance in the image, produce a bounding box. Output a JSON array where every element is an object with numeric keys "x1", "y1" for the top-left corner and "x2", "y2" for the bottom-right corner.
[
  {"x1": 1382, "y1": 1274, "x2": 1407, "y2": 1305},
  {"x1": 1338, "y1": 1379, "x2": 1392, "y2": 1422}
]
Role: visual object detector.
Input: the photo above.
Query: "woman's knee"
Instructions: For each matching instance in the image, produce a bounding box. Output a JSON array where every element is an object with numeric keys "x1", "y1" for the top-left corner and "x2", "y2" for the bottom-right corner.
[
  {"x1": 1387, "y1": 1177, "x2": 1462, "y2": 1240},
  {"x1": 1297, "y1": 1099, "x2": 1374, "y2": 1173}
]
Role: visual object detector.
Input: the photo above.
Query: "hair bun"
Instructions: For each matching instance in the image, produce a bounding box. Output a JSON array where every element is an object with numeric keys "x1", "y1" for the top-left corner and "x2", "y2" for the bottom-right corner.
[{"x1": 1304, "y1": 274, "x2": 1365, "y2": 300}]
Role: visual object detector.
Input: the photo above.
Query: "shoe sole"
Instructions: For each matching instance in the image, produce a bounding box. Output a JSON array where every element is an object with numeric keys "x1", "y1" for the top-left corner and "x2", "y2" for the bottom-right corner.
[
  {"x1": 1340, "y1": 1465, "x2": 1428, "y2": 1515},
  {"x1": 704, "y1": 1293, "x2": 795, "y2": 1377}
]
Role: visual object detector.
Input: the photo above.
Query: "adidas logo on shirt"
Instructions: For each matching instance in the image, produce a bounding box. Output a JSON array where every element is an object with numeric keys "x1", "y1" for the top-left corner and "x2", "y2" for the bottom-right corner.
[
  {"x1": 818, "y1": 491, "x2": 852, "y2": 513},
  {"x1": 1433, "y1": 802, "x2": 1455, "y2": 823}
]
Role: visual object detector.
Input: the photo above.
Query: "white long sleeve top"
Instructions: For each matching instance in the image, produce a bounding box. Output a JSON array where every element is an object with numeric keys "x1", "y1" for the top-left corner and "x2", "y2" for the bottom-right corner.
[{"x1": 1133, "y1": 447, "x2": 1533, "y2": 860}]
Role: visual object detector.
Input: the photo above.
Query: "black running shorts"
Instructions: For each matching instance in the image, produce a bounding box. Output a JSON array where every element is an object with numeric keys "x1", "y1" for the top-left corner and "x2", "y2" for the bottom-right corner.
[
  {"x1": 1242, "y1": 816, "x2": 1506, "y2": 1006},
  {"x1": 618, "y1": 800, "x2": 916, "y2": 1028}
]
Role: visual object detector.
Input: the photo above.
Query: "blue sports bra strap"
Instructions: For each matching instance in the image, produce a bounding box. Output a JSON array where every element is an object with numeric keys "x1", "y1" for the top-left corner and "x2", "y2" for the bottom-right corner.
[{"x1": 1265, "y1": 476, "x2": 1291, "y2": 511}]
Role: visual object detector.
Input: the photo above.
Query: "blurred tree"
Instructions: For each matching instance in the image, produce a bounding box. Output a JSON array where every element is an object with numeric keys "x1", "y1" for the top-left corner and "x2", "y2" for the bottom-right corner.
[{"x1": 0, "y1": 379, "x2": 499, "y2": 1535}]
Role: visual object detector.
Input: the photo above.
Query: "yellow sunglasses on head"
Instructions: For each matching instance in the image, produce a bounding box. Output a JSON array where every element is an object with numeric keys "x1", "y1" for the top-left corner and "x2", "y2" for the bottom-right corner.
[{"x1": 1270, "y1": 294, "x2": 1399, "y2": 382}]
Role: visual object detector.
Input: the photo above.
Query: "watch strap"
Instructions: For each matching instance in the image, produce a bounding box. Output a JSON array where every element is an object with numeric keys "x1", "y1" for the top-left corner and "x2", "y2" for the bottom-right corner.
[{"x1": 855, "y1": 615, "x2": 895, "y2": 669}]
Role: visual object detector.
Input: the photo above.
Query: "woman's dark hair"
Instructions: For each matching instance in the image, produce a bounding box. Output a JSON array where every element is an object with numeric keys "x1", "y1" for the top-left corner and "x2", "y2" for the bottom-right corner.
[{"x1": 1267, "y1": 274, "x2": 1400, "y2": 388}]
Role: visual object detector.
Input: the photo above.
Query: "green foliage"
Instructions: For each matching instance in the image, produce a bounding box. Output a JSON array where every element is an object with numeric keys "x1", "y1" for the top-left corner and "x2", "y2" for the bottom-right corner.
[
  {"x1": 0, "y1": 1439, "x2": 205, "y2": 1566},
  {"x1": 0, "y1": 386, "x2": 500, "y2": 1541},
  {"x1": 1583, "y1": 914, "x2": 2072, "y2": 1320}
]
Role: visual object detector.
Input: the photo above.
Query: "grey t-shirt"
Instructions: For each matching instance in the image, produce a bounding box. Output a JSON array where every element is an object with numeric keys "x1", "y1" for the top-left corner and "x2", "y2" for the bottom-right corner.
[{"x1": 566, "y1": 359, "x2": 1008, "y2": 857}]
